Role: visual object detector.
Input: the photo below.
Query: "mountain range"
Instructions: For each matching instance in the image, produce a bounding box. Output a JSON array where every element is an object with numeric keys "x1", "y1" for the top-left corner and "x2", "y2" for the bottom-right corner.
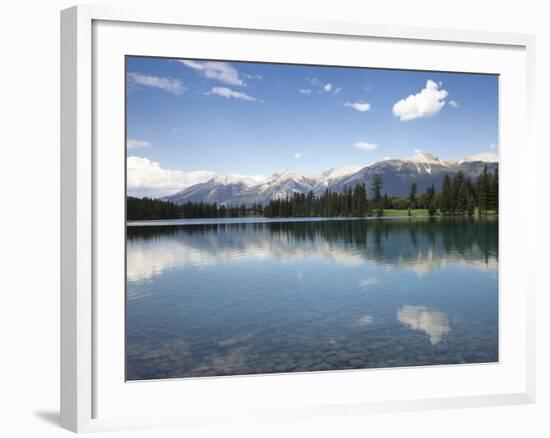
[{"x1": 165, "y1": 152, "x2": 498, "y2": 206}]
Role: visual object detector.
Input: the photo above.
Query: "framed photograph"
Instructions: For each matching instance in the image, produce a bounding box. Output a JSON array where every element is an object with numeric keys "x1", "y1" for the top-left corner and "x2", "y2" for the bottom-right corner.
[{"x1": 61, "y1": 5, "x2": 536, "y2": 433}]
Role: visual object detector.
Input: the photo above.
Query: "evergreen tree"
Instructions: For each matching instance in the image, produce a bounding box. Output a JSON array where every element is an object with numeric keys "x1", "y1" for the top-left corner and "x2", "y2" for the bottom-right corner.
[
  {"x1": 456, "y1": 179, "x2": 469, "y2": 215},
  {"x1": 489, "y1": 167, "x2": 498, "y2": 213},
  {"x1": 409, "y1": 182, "x2": 417, "y2": 210},
  {"x1": 383, "y1": 193, "x2": 390, "y2": 209},
  {"x1": 370, "y1": 173, "x2": 383, "y2": 217},
  {"x1": 467, "y1": 193, "x2": 475, "y2": 216},
  {"x1": 441, "y1": 175, "x2": 453, "y2": 215},
  {"x1": 477, "y1": 165, "x2": 490, "y2": 215},
  {"x1": 426, "y1": 184, "x2": 437, "y2": 216}
]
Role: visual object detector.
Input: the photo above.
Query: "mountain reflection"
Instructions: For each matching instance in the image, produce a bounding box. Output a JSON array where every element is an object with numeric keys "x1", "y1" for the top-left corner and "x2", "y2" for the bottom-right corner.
[{"x1": 127, "y1": 217, "x2": 498, "y2": 283}]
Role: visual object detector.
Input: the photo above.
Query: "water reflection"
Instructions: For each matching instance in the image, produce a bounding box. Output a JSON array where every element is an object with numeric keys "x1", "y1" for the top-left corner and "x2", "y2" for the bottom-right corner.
[
  {"x1": 126, "y1": 217, "x2": 498, "y2": 380},
  {"x1": 397, "y1": 305, "x2": 450, "y2": 345},
  {"x1": 127, "y1": 217, "x2": 498, "y2": 284}
]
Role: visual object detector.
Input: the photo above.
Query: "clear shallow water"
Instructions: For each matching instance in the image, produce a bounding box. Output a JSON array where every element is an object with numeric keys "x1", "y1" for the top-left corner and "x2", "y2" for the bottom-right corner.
[{"x1": 126, "y1": 217, "x2": 498, "y2": 380}]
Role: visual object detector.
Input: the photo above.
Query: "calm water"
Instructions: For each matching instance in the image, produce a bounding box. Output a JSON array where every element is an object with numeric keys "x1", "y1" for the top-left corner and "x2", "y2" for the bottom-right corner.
[{"x1": 126, "y1": 217, "x2": 498, "y2": 380}]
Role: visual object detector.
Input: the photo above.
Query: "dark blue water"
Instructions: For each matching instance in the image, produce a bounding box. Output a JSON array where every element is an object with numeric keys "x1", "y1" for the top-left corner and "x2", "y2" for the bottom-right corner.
[{"x1": 126, "y1": 217, "x2": 498, "y2": 380}]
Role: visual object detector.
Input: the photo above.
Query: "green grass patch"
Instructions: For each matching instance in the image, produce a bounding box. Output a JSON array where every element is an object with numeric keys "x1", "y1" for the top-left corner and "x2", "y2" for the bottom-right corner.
[{"x1": 382, "y1": 209, "x2": 430, "y2": 217}]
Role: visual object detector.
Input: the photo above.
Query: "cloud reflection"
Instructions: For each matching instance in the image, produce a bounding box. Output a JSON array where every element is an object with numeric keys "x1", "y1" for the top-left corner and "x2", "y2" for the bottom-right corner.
[
  {"x1": 397, "y1": 305, "x2": 450, "y2": 345},
  {"x1": 358, "y1": 314, "x2": 375, "y2": 326},
  {"x1": 358, "y1": 277, "x2": 378, "y2": 288},
  {"x1": 127, "y1": 219, "x2": 498, "y2": 284}
]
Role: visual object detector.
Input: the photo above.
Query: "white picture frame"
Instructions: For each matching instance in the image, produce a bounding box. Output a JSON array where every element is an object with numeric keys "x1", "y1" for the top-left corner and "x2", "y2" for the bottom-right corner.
[{"x1": 60, "y1": 4, "x2": 537, "y2": 433}]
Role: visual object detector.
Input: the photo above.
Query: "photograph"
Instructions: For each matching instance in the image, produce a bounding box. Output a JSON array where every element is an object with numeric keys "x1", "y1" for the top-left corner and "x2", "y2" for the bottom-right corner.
[{"x1": 125, "y1": 56, "x2": 499, "y2": 381}]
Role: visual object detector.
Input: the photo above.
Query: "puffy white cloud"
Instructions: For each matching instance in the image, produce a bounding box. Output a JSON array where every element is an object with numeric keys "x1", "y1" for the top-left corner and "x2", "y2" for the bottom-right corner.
[
  {"x1": 210, "y1": 86, "x2": 256, "y2": 101},
  {"x1": 354, "y1": 142, "x2": 378, "y2": 151},
  {"x1": 414, "y1": 148, "x2": 423, "y2": 154},
  {"x1": 334, "y1": 87, "x2": 343, "y2": 94},
  {"x1": 294, "y1": 153, "x2": 303, "y2": 159},
  {"x1": 127, "y1": 156, "x2": 215, "y2": 198},
  {"x1": 127, "y1": 72, "x2": 184, "y2": 95},
  {"x1": 392, "y1": 80, "x2": 449, "y2": 121},
  {"x1": 323, "y1": 83, "x2": 333, "y2": 92},
  {"x1": 127, "y1": 139, "x2": 152, "y2": 149},
  {"x1": 298, "y1": 89, "x2": 312, "y2": 95},
  {"x1": 343, "y1": 102, "x2": 371, "y2": 112},
  {"x1": 489, "y1": 143, "x2": 496, "y2": 149},
  {"x1": 449, "y1": 100, "x2": 460, "y2": 108},
  {"x1": 179, "y1": 60, "x2": 244, "y2": 86}
]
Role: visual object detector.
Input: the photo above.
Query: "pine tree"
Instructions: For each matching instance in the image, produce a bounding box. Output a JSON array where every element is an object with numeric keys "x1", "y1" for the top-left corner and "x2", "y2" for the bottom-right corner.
[
  {"x1": 490, "y1": 167, "x2": 499, "y2": 214},
  {"x1": 441, "y1": 174, "x2": 453, "y2": 215},
  {"x1": 456, "y1": 180, "x2": 469, "y2": 215},
  {"x1": 370, "y1": 173, "x2": 383, "y2": 217},
  {"x1": 426, "y1": 184, "x2": 437, "y2": 216},
  {"x1": 477, "y1": 165, "x2": 490, "y2": 215},
  {"x1": 467, "y1": 193, "x2": 475, "y2": 216},
  {"x1": 409, "y1": 182, "x2": 417, "y2": 210}
]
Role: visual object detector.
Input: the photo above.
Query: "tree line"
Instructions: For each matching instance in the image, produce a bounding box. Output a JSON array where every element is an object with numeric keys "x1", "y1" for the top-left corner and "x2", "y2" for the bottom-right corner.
[
  {"x1": 127, "y1": 196, "x2": 259, "y2": 221},
  {"x1": 127, "y1": 166, "x2": 498, "y2": 220}
]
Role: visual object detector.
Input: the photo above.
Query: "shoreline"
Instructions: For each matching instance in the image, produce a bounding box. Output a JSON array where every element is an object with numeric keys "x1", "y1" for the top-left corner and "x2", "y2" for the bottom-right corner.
[{"x1": 127, "y1": 214, "x2": 497, "y2": 227}]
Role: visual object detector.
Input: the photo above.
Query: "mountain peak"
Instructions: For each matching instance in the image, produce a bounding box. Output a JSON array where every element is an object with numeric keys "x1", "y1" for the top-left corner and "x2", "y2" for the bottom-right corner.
[
  {"x1": 213, "y1": 175, "x2": 259, "y2": 187},
  {"x1": 404, "y1": 152, "x2": 445, "y2": 165},
  {"x1": 271, "y1": 169, "x2": 300, "y2": 181},
  {"x1": 453, "y1": 152, "x2": 499, "y2": 164}
]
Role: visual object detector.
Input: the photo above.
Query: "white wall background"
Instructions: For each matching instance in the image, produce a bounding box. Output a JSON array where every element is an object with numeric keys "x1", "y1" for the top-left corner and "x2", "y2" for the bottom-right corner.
[{"x1": 0, "y1": 0, "x2": 547, "y2": 436}]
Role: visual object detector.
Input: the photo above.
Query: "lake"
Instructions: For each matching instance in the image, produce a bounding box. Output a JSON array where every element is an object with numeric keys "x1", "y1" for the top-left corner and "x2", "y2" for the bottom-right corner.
[{"x1": 126, "y1": 216, "x2": 498, "y2": 380}]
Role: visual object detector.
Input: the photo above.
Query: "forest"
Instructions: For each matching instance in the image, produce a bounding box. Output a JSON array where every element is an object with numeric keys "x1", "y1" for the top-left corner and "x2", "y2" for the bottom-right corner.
[{"x1": 127, "y1": 166, "x2": 498, "y2": 221}]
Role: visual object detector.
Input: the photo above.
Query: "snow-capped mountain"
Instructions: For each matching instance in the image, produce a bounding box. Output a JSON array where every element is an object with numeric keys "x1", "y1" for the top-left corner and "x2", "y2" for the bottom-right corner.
[
  {"x1": 452, "y1": 152, "x2": 499, "y2": 165},
  {"x1": 165, "y1": 153, "x2": 498, "y2": 205}
]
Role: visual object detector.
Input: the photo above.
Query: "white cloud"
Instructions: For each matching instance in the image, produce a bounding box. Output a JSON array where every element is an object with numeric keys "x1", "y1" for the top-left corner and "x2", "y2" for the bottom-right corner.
[
  {"x1": 414, "y1": 148, "x2": 423, "y2": 154},
  {"x1": 308, "y1": 77, "x2": 323, "y2": 87},
  {"x1": 298, "y1": 89, "x2": 312, "y2": 95},
  {"x1": 209, "y1": 87, "x2": 256, "y2": 101},
  {"x1": 243, "y1": 73, "x2": 263, "y2": 80},
  {"x1": 343, "y1": 102, "x2": 371, "y2": 112},
  {"x1": 127, "y1": 139, "x2": 152, "y2": 149},
  {"x1": 392, "y1": 79, "x2": 449, "y2": 121},
  {"x1": 354, "y1": 142, "x2": 378, "y2": 151},
  {"x1": 449, "y1": 100, "x2": 460, "y2": 108},
  {"x1": 294, "y1": 153, "x2": 303, "y2": 159},
  {"x1": 128, "y1": 72, "x2": 184, "y2": 95},
  {"x1": 489, "y1": 143, "x2": 496, "y2": 149},
  {"x1": 127, "y1": 156, "x2": 215, "y2": 198},
  {"x1": 307, "y1": 78, "x2": 340, "y2": 94},
  {"x1": 179, "y1": 60, "x2": 244, "y2": 86}
]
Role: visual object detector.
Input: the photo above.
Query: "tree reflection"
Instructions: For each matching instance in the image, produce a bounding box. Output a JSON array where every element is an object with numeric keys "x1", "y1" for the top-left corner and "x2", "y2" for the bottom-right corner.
[{"x1": 127, "y1": 217, "x2": 498, "y2": 281}]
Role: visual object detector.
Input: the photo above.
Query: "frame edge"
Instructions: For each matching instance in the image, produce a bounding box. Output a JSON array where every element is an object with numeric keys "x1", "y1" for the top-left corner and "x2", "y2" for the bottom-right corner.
[{"x1": 61, "y1": 5, "x2": 93, "y2": 433}]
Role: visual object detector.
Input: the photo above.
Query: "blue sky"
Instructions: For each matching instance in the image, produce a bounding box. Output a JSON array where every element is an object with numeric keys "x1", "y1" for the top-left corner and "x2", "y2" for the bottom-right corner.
[{"x1": 126, "y1": 56, "x2": 498, "y2": 197}]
